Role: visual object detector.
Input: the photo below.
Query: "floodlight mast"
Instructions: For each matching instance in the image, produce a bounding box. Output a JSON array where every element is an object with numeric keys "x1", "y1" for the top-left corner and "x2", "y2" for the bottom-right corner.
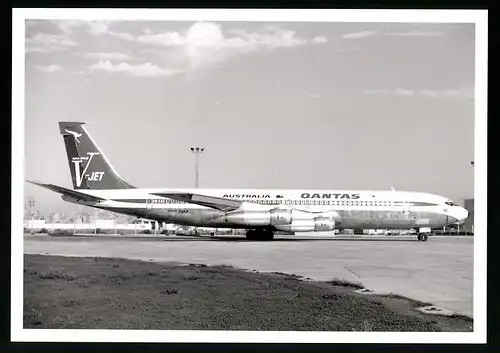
[{"x1": 190, "y1": 147, "x2": 205, "y2": 188}]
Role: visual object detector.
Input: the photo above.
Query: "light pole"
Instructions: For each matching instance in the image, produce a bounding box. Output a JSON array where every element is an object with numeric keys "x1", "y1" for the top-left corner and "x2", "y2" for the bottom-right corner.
[
  {"x1": 28, "y1": 196, "x2": 35, "y2": 234},
  {"x1": 190, "y1": 147, "x2": 205, "y2": 188}
]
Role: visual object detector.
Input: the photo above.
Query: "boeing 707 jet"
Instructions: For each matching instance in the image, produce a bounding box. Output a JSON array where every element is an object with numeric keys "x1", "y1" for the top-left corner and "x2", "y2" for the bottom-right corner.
[{"x1": 28, "y1": 122, "x2": 469, "y2": 241}]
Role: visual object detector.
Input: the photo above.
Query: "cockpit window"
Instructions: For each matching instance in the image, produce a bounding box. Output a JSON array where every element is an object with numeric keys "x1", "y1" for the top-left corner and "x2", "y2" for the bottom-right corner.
[{"x1": 445, "y1": 201, "x2": 455, "y2": 206}]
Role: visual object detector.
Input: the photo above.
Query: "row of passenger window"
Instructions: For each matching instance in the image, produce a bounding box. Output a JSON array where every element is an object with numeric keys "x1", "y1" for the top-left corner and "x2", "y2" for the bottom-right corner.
[
  {"x1": 140, "y1": 199, "x2": 399, "y2": 206},
  {"x1": 249, "y1": 200, "x2": 396, "y2": 206}
]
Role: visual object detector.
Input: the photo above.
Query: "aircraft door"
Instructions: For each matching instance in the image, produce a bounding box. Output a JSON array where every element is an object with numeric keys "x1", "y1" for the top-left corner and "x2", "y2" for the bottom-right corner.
[
  {"x1": 146, "y1": 198, "x2": 153, "y2": 211},
  {"x1": 401, "y1": 201, "x2": 417, "y2": 226},
  {"x1": 402, "y1": 201, "x2": 411, "y2": 215}
]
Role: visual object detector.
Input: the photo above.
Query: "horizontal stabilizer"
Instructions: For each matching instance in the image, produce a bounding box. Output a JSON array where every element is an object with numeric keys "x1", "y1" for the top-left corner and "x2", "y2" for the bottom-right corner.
[
  {"x1": 27, "y1": 181, "x2": 106, "y2": 202},
  {"x1": 152, "y1": 192, "x2": 243, "y2": 212}
]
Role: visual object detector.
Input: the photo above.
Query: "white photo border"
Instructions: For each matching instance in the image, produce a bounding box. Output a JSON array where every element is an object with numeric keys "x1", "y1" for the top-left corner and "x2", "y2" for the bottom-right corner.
[{"x1": 12, "y1": 8, "x2": 488, "y2": 344}]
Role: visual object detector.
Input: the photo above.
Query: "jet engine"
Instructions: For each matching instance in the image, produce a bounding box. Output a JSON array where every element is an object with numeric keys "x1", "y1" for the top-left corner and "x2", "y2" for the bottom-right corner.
[
  {"x1": 224, "y1": 208, "x2": 293, "y2": 226},
  {"x1": 274, "y1": 216, "x2": 335, "y2": 232}
]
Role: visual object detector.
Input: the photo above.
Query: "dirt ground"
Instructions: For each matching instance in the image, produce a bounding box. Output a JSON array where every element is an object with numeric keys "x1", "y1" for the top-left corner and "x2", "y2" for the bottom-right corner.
[{"x1": 23, "y1": 254, "x2": 473, "y2": 332}]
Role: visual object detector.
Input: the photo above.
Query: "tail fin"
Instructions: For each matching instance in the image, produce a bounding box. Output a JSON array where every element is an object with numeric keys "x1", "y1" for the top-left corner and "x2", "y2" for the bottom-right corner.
[{"x1": 59, "y1": 121, "x2": 135, "y2": 190}]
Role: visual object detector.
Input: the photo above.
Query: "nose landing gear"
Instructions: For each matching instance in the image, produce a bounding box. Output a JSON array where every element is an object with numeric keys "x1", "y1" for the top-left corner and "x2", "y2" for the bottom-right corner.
[{"x1": 417, "y1": 233, "x2": 428, "y2": 242}]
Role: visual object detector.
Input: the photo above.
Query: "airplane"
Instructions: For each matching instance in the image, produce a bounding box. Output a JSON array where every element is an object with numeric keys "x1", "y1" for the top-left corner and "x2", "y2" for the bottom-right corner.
[{"x1": 28, "y1": 121, "x2": 469, "y2": 242}]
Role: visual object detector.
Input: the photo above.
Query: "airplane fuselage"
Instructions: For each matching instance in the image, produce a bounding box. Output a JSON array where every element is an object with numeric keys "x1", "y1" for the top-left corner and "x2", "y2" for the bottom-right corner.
[{"x1": 63, "y1": 188, "x2": 465, "y2": 231}]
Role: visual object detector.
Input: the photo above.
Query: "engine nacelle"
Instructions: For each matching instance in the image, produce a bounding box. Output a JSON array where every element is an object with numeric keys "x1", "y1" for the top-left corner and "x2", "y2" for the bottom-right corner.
[
  {"x1": 314, "y1": 216, "x2": 336, "y2": 231},
  {"x1": 275, "y1": 216, "x2": 335, "y2": 232},
  {"x1": 270, "y1": 208, "x2": 293, "y2": 225},
  {"x1": 224, "y1": 208, "x2": 293, "y2": 226}
]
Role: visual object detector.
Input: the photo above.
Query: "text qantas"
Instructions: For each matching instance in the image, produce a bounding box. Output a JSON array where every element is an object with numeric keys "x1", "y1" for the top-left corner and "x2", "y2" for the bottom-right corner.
[{"x1": 301, "y1": 193, "x2": 361, "y2": 199}]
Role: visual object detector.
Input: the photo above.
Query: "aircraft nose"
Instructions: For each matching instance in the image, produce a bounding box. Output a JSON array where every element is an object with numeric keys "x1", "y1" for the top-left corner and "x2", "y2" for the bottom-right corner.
[
  {"x1": 446, "y1": 207, "x2": 468, "y2": 225},
  {"x1": 458, "y1": 207, "x2": 469, "y2": 224}
]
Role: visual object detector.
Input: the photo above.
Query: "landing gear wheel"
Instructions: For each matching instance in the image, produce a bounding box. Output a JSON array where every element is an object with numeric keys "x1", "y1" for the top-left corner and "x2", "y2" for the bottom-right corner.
[
  {"x1": 246, "y1": 230, "x2": 274, "y2": 241},
  {"x1": 246, "y1": 230, "x2": 256, "y2": 240},
  {"x1": 417, "y1": 233, "x2": 428, "y2": 242}
]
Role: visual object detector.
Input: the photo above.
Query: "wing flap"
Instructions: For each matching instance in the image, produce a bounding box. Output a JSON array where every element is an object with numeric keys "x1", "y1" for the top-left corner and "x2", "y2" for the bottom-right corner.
[
  {"x1": 28, "y1": 181, "x2": 106, "y2": 202},
  {"x1": 152, "y1": 192, "x2": 243, "y2": 212}
]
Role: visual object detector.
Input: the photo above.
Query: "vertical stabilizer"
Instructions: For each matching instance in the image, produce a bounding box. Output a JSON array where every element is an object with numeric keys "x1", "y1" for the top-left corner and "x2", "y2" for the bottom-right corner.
[{"x1": 58, "y1": 121, "x2": 135, "y2": 190}]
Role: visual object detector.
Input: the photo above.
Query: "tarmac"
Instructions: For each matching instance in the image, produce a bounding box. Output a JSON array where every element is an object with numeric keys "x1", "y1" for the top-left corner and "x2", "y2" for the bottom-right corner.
[{"x1": 23, "y1": 234, "x2": 474, "y2": 318}]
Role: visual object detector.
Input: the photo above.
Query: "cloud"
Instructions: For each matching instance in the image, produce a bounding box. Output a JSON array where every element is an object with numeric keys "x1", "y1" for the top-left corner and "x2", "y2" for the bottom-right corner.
[
  {"x1": 89, "y1": 60, "x2": 180, "y2": 77},
  {"x1": 364, "y1": 88, "x2": 473, "y2": 99},
  {"x1": 82, "y1": 52, "x2": 133, "y2": 61},
  {"x1": 394, "y1": 88, "x2": 414, "y2": 96},
  {"x1": 341, "y1": 31, "x2": 378, "y2": 39},
  {"x1": 225, "y1": 26, "x2": 309, "y2": 49},
  {"x1": 384, "y1": 32, "x2": 443, "y2": 37},
  {"x1": 119, "y1": 22, "x2": 327, "y2": 70},
  {"x1": 49, "y1": 19, "x2": 133, "y2": 42},
  {"x1": 134, "y1": 23, "x2": 313, "y2": 50},
  {"x1": 26, "y1": 33, "x2": 78, "y2": 52},
  {"x1": 86, "y1": 21, "x2": 111, "y2": 35},
  {"x1": 419, "y1": 89, "x2": 439, "y2": 98},
  {"x1": 52, "y1": 20, "x2": 84, "y2": 35},
  {"x1": 339, "y1": 47, "x2": 360, "y2": 52},
  {"x1": 34, "y1": 64, "x2": 64, "y2": 73},
  {"x1": 340, "y1": 30, "x2": 443, "y2": 41},
  {"x1": 136, "y1": 31, "x2": 185, "y2": 46},
  {"x1": 112, "y1": 31, "x2": 137, "y2": 41},
  {"x1": 73, "y1": 20, "x2": 136, "y2": 40},
  {"x1": 50, "y1": 19, "x2": 111, "y2": 35},
  {"x1": 38, "y1": 21, "x2": 328, "y2": 73},
  {"x1": 26, "y1": 20, "x2": 45, "y2": 27},
  {"x1": 418, "y1": 89, "x2": 474, "y2": 99},
  {"x1": 312, "y1": 36, "x2": 328, "y2": 44}
]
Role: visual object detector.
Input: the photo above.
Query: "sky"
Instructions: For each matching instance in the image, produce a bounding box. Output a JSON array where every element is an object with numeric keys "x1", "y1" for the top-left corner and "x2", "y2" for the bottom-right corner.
[{"x1": 24, "y1": 19, "x2": 475, "y2": 212}]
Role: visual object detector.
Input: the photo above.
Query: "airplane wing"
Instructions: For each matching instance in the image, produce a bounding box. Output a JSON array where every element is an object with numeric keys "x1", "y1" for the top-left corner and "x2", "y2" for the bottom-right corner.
[
  {"x1": 27, "y1": 181, "x2": 106, "y2": 202},
  {"x1": 151, "y1": 192, "x2": 244, "y2": 212}
]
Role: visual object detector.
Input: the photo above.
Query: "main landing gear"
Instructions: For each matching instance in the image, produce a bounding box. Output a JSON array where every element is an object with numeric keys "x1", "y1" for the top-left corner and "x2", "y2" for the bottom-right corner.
[
  {"x1": 246, "y1": 229, "x2": 275, "y2": 241},
  {"x1": 417, "y1": 233, "x2": 429, "y2": 242}
]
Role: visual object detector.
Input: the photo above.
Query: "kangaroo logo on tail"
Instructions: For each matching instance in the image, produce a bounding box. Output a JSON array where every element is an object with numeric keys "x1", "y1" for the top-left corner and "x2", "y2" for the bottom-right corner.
[{"x1": 65, "y1": 129, "x2": 83, "y2": 143}]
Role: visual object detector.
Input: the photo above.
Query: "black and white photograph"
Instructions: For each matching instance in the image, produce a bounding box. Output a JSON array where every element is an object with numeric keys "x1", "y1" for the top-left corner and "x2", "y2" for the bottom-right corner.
[{"x1": 12, "y1": 8, "x2": 487, "y2": 343}]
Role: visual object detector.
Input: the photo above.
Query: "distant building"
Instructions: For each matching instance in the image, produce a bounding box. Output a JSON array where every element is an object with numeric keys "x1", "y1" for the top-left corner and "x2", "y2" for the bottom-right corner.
[{"x1": 463, "y1": 198, "x2": 474, "y2": 233}]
